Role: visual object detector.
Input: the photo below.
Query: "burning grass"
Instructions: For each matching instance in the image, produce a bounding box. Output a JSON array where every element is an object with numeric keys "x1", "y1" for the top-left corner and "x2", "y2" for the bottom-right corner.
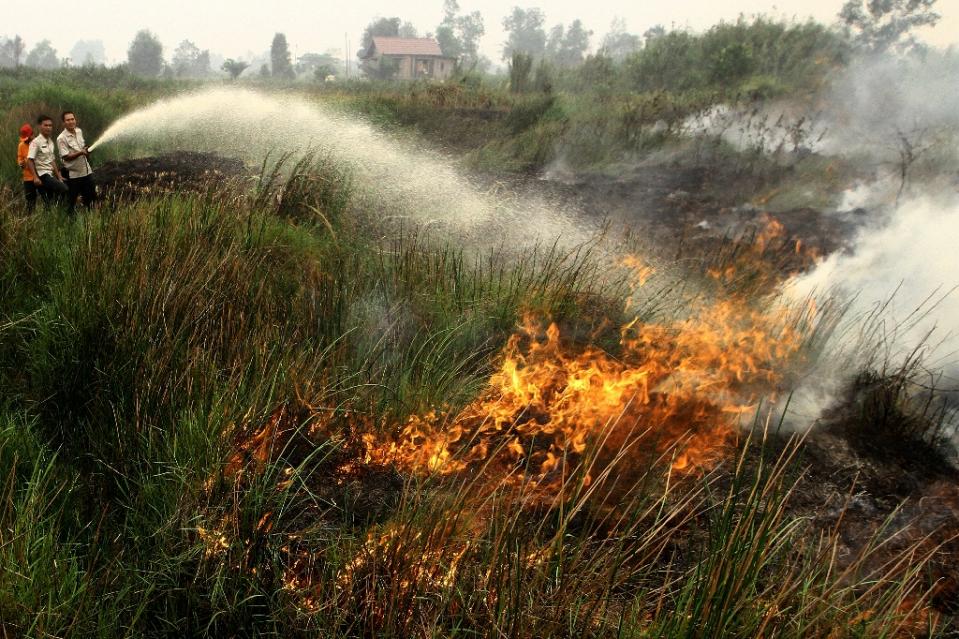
[
  {"x1": 0, "y1": 160, "x2": 956, "y2": 637},
  {"x1": 359, "y1": 296, "x2": 807, "y2": 485}
]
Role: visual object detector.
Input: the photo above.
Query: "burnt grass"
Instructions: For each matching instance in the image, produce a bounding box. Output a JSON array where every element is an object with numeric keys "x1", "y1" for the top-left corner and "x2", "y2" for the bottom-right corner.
[{"x1": 94, "y1": 152, "x2": 246, "y2": 200}]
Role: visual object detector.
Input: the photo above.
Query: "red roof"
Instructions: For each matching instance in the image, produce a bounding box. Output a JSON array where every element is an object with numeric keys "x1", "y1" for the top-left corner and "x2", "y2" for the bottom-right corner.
[{"x1": 369, "y1": 37, "x2": 445, "y2": 57}]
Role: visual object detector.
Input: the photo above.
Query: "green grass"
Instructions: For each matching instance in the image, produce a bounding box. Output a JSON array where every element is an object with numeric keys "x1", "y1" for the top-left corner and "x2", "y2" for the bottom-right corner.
[{"x1": 0, "y1": 151, "x2": 952, "y2": 636}]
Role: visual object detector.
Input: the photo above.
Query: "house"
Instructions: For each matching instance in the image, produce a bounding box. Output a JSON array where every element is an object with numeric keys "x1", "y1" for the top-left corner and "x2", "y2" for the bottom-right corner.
[{"x1": 361, "y1": 37, "x2": 456, "y2": 80}]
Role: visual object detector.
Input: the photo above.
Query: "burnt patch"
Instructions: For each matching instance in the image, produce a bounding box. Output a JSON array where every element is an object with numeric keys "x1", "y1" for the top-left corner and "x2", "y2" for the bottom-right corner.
[{"x1": 93, "y1": 152, "x2": 247, "y2": 201}]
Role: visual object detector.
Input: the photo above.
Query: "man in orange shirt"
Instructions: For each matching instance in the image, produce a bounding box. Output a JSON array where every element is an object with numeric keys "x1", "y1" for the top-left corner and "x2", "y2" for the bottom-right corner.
[{"x1": 16, "y1": 123, "x2": 37, "y2": 212}]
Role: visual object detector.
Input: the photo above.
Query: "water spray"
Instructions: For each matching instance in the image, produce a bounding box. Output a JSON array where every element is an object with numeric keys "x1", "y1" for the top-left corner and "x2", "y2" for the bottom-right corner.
[{"x1": 81, "y1": 86, "x2": 591, "y2": 249}]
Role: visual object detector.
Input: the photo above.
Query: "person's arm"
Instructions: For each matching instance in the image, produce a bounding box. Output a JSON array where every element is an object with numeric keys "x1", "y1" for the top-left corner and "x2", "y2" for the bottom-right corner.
[
  {"x1": 57, "y1": 137, "x2": 85, "y2": 161},
  {"x1": 27, "y1": 159, "x2": 41, "y2": 185},
  {"x1": 21, "y1": 151, "x2": 35, "y2": 181}
]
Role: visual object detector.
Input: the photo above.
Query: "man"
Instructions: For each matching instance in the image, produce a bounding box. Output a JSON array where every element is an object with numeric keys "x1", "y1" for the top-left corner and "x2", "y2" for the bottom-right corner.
[
  {"x1": 57, "y1": 110, "x2": 96, "y2": 213},
  {"x1": 16, "y1": 123, "x2": 37, "y2": 212},
  {"x1": 27, "y1": 115, "x2": 68, "y2": 207}
]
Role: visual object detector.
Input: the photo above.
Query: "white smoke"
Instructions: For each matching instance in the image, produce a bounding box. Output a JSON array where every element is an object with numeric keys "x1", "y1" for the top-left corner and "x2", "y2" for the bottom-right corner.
[
  {"x1": 783, "y1": 193, "x2": 959, "y2": 428},
  {"x1": 765, "y1": 48, "x2": 959, "y2": 433},
  {"x1": 818, "y1": 50, "x2": 959, "y2": 164}
]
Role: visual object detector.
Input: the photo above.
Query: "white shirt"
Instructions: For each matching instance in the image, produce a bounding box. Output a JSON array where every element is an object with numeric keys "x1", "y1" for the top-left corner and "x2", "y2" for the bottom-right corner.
[
  {"x1": 57, "y1": 128, "x2": 92, "y2": 178},
  {"x1": 27, "y1": 134, "x2": 57, "y2": 177}
]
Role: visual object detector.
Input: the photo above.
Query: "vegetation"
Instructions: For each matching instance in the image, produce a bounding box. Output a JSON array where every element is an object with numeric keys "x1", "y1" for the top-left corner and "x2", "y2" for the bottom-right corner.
[
  {"x1": 1, "y1": 9, "x2": 956, "y2": 635},
  {"x1": 0, "y1": 149, "x2": 952, "y2": 636},
  {"x1": 330, "y1": 16, "x2": 847, "y2": 174},
  {"x1": 127, "y1": 29, "x2": 165, "y2": 78}
]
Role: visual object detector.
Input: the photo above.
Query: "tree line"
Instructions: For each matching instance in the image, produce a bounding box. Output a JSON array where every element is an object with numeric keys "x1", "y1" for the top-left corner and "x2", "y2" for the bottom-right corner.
[{"x1": 0, "y1": 0, "x2": 941, "y2": 82}]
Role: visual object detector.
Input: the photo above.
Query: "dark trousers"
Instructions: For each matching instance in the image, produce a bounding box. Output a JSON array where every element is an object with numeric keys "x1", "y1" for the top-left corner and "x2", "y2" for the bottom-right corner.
[
  {"x1": 38, "y1": 174, "x2": 69, "y2": 207},
  {"x1": 66, "y1": 173, "x2": 96, "y2": 213},
  {"x1": 23, "y1": 180, "x2": 37, "y2": 212}
]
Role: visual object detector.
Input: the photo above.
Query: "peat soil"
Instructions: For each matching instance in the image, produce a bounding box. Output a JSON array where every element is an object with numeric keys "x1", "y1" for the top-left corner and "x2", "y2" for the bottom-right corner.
[
  {"x1": 94, "y1": 152, "x2": 246, "y2": 201},
  {"x1": 530, "y1": 161, "x2": 859, "y2": 266}
]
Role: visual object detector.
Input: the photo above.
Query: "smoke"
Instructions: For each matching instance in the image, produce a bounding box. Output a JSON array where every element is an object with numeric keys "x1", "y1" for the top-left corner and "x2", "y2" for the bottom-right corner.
[
  {"x1": 677, "y1": 50, "x2": 959, "y2": 170},
  {"x1": 772, "y1": 50, "x2": 959, "y2": 431},
  {"x1": 783, "y1": 192, "x2": 959, "y2": 429},
  {"x1": 818, "y1": 50, "x2": 959, "y2": 165}
]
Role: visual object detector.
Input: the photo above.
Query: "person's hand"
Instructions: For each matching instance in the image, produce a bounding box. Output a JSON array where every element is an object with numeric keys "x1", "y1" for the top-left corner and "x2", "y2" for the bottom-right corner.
[
  {"x1": 83, "y1": 147, "x2": 90, "y2": 156},
  {"x1": 33, "y1": 177, "x2": 42, "y2": 186}
]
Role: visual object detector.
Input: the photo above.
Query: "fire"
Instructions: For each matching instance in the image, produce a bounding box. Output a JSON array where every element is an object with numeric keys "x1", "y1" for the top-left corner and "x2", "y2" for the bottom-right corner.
[
  {"x1": 362, "y1": 296, "x2": 805, "y2": 484},
  {"x1": 707, "y1": 213, "x2": 823, "y2": 288},
  {"x1": 754, "y1": 213, "x2": 786, "y2": 253}
]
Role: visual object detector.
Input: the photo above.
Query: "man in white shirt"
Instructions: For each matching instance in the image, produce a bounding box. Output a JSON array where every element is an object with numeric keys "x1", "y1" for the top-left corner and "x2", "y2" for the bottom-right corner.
[
  {"x1": 57, "y1": 111, "x2": 96, "y2": 213},
  {"x1": 27, "y1": 115, "x2": 69, "y2": 207}
]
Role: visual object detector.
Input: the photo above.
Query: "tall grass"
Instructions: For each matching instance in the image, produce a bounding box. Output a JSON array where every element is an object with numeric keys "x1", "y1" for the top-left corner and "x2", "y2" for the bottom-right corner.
[{"x1": 0, "y1": 147, "x2": 952, "y2": 636}]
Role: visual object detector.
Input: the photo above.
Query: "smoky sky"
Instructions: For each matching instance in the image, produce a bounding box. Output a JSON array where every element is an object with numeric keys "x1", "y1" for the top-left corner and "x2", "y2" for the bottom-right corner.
[{"x1": 5, "y1": 0, "x2": 958, "y2": 67}]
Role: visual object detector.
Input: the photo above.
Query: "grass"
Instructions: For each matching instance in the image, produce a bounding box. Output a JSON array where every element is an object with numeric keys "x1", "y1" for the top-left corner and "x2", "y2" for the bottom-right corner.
[
  {"x1": 0, "y1": 150, "x2": 954, "y2": 636},
  {"x1": 1, "y1": 47, "x2": 957, "y2": 635}
]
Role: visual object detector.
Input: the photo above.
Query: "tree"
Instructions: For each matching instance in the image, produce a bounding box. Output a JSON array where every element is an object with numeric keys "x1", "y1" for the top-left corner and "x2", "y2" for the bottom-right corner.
[
  {"x1": 270, "y1": 33, "x2": 295, "y2": 78},
  {"x1": 435, "y1": 0, "x2": 485, "y2": 69},
  {"x1": 70, "y1": 39, "x2": 106, "y2": 66},
  {"x1": 457, "y1": 11, "x2": 485, "y2": 68},
  {"x1": 172, "y1": 40, "x2": 211, "y2": 77},
  {"x1": 643, "y1": 25, "x2": 666, "y2": 45},
  {"x1": 600, "y1": 17, "x2": 640, "y2": 61},
  {"x1": 839, "y1": 0, "x2": 940, "y2": 53},
  {"x1": 0, "y1": 35, "x2": 26, "y2": 68},
  {"x1": 509, "y1": 50, "x2": 533, "y2": 92},
  {"x1": 128, "y1": 29, "x2": 164, "y2": 77},
  {"x1": 544, "y1": 20, "x2": 591, "y2": 67},
  {"x1": 561, "y1": 20, "x2": 591, "y2": 66},
  {"x1": 297, "y1": 52, "x2": 340, "y2": 77},
  {"x1": 399, "y1": 21, "x2": 419, "y2": 38},
  {"x1": 25, "y1": 40, "x2": 60, "y2": 69},
  {"x1": 222, "y1": 58, "x2": 250, "y2": 80},
  {"x1": 545, "y1": 24, "x2": 564, "y2": 60},
  {"x1": 436, "y1": 23, "x2": 462, "y2": 60},
  {"x1": 359, "y1": 17, "x2": 402, "y2": 58},
  {"x1": 502, "y1": 7, "x2": 546, "y2": 61}
]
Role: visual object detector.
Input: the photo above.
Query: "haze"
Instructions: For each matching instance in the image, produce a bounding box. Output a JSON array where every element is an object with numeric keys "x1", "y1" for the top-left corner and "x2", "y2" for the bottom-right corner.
[{"x1": 7, "y1": 0, "x2": 958, "y2": 67}]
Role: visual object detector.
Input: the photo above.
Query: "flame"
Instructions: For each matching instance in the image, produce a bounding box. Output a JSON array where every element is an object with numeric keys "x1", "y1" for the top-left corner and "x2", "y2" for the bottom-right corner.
[
  {"x1": 755, "y1": 213, "x2": 785, "y2": 254},
  {"x1": 707, "y1": 213, "x2": 823, "y2": 288},
  {"x1": 621, "y1": 254, "x2": 655, "y2": 287},
  {"x1": 362, "y1": 297, "x2": 805, "y2": 484}
]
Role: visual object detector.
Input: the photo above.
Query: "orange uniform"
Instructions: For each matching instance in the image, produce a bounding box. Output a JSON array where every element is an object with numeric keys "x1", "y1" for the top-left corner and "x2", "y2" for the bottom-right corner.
[{"x1": 18, "y1": 137, "x2": 35, "y2": 182}]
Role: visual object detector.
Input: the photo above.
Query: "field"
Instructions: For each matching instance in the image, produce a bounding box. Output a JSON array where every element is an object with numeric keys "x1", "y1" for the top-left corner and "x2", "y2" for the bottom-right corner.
[{"x1": 1, "y1": 20, "x2": 958, "y2": 638}]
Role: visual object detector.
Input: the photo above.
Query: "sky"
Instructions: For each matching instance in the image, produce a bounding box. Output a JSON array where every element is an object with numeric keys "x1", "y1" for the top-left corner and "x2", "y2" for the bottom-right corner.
[{"x1": 4, "y1": 0, "x2": 958, "y2": 67}]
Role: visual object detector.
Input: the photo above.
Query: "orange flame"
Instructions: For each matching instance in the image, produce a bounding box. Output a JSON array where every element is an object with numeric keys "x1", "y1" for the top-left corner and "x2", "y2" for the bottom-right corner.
[{"x1": 362, "y1": 297, "x2": 805, "y2": 484}]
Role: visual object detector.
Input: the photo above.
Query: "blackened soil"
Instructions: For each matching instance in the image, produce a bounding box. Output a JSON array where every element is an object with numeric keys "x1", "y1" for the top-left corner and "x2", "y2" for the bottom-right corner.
[
  {"x1": 94, "y1": 152, "x2": 246, "y2": 200},
  {"x1": 534, "y1": 163, "x2": 860, "y2": 266}
]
